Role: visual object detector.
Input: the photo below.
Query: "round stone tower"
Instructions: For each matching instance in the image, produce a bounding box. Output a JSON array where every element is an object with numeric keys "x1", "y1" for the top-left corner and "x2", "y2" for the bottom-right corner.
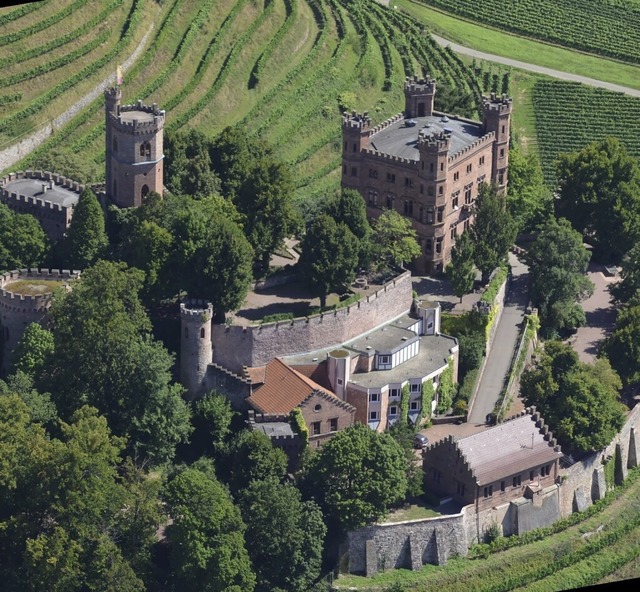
[
  {"x1": 180, "y1": 300, "x2": 213, "y2": 399},
  {"x1": 104, "y1": 87, "x2": 165, "y2": 208},
  {"x1": 0, "y1": 269, "x2": 80, "y2": 376}
]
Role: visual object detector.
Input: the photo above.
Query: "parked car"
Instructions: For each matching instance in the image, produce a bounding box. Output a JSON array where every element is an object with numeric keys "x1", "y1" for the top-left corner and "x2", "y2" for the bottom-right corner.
[{"x1": 414, "y1": 433, "x2": 429, "y2": 449}]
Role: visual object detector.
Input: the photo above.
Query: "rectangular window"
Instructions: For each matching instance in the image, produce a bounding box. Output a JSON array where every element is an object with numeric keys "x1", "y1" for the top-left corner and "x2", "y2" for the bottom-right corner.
[
  {"x1": 501, "y1": 125, "x2": 506, "y2": 134},
  {"x1": 500, "y1": 148, "x2": 505, "y2": 157},
  {"x1": 370, "y1": 392, "x2": 379, "y2": 402},
  {"x1": 404, "y1": 177, "x2": 413, "y2": 188},
  {"x1": 483, "y1": 485, "x2": 493, "y2": 498},
  {"x1": 466, "y1": 164, "x2": 472, "y2": 173},
  {"x1": 432, "y1": 469, "x2": 441, "y2": 483},
  {"x1": 513, "y1": 476, "x2": 521, "y2": 488},
  {"x1": 479, "y1": 155, "x2": 485, "y2": 166},
  {"x1": 410, "y1": 401, "x2": 419, "y2": 411},
  {"x1": 378, "y1": 355, "x2": 390, "y2": 365},
  {"x1": 437, "y1": 207, "x2": 443, "y2": 223},
  {"x1": 440, "y1": 162, "x2": 444, "y2": 171},
  {"x1": 353, "y1": 143, "x2": 357, "y2": 153},
  {"x1": 530, "y1": 470, "x2": 535, "y2": 481},
  {"x1": 425, "y1": 239, "x2": 432, "y2": 253},
  {"x1": 387, "y1": 173, "x2": 396, "y2": 183},
  {"x1": 438, "y1": 186, "x2": 444, "y2": 196},
  {"x1": 351, "y1": 167, "x2": 357, "y2": 177},
  {"x1": 389, "y1": 405, "x2": 398, "y2": 416},
  {"x1": 330, "y1": 418, "x2": 338, "y2": 432},
  {"x1": 450, "y1": 227, "x2": 456, "y2": 240},
  {"x1": 312, "y1": 421, "x2": 321, "y2": 436},
  {"x1": 390, "y1": 388, "x2": 400, "y2": 398},
  {"x1": 386, "y1": 194, "x2": 393, "y2": 209},
  {"x1": 410, "y1": 383, "x2": 420, "y2": 393},
  {"x1": 435, "y1": 238, "x2": 442, "y2": 254},
  {"x1": 452, "y1": 192, "x2": 459, "y2": 208},
  {"x1": 456, "y1": 481, "x2": 465, "y2": 496},
  {"x1": 369, "y1": 411, "x2": 378, "y2": 421},
  {"x1": 369, "y1": 169, "x2": 378, "y2": 178},
  {"x1": 453, "y1": 171, "x2": 460, "y2": 181},
  {"x1": 426, "y1": 208, "x2": 434, "y2": 223},
  {"x1": 464, "y1": 188, "x2": 472, "y2": 204}
]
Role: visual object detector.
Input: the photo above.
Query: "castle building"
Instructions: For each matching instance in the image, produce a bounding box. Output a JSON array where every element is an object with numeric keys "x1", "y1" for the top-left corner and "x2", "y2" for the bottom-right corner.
[
  {"x1": 0, "y1": 171, "x2": 83, "y2": 242},
  {"x1": 105, "y1": 87, "x2": 165, "y2": 208},
  {"x1": 0, "y1": 269, "x2": 80, "y2": 375},
  {"x1": 341, "y1": 76, "x2": 512, "y2": 274}
]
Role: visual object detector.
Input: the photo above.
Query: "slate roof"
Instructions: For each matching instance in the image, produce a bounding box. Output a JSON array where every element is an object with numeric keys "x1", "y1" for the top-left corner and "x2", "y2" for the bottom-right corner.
[
  {"x1": 247, "y1": 358, "x2": 339, "y2": 414},
  {"x1": 2, "y1": 178, "x2": 79, "y2": 208},
  {"x1": 455, "y1": 410, "x2": 562, "y2": 486},
  {"x1": 369, "y1": 112, "x2": 485, "y2": 161}
]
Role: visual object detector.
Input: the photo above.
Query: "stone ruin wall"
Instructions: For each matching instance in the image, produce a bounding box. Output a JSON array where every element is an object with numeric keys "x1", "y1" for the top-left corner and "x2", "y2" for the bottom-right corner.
[
  {"x1": 212, "y1": 271, "x2": 413, "y2": 373},
  {"x1": 0, "y1": 269, "x2": 79, "y2": 375}
]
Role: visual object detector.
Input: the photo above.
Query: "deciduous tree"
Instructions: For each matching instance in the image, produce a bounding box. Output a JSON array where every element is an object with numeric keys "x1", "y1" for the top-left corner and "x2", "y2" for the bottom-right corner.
[
  {"x1": 164, "y1": 468, "x2": 256, "y2": 592},
  {"x1": 299, "y1": 214, "x2": 359, "y2": 308},
  {"x1": 371, "y1": 209, "x2": 421, "y2": 271},
  {"x1": 556, "y1": 137, "x2": 640, "y2": 262},
  {"x1": 446, "y1": 231, "x2": 475, "y2": 302},
  {"x1": 0, "y1": 203, "x2": 48, "y2": 272},
  {"x1": 326, "y1": 188, "x2": 372, "y2": 266},
  {"x1": 238, "y1": 477, "x2": 326, "y2": 592},
  {"x1": 527, "y1": 217, "x2": 593, "y2": 333},
  {"x1": 604, "y1": 301, "x2": 640, "y2": 386},
  {"x1": 469, "y1": 183, "x2": 517, "y2": 283},
  {"x1": 303, "y1": 423, "x2": 407, "y2": 532}
]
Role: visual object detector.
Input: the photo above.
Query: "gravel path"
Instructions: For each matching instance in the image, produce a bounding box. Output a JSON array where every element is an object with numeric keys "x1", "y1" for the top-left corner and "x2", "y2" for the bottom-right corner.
[
  {"x1": 0, "y1": 26, "x2": 154, "y2": 173},
  {"x1": 431, "y1": 34, "x2": 640, "y2": 98}
]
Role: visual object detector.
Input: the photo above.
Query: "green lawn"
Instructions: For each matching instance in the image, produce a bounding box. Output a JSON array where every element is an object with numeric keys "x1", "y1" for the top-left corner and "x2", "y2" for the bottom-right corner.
[{"x1": 395, "y1": 0, "x2": 640, "y2": 91}]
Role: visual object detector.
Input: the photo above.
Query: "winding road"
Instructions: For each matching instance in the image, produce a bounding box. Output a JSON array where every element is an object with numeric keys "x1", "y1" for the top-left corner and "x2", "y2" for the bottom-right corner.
[{"x1": 431, "y1": 34, "x2": 640, "y2": 98}]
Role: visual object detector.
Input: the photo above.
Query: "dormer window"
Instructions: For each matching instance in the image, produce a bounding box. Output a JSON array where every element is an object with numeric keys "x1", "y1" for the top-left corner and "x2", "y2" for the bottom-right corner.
[
  {"x1": 410, "y1": 383, "x2": 421, "y2": 393},
  {"x1": 379, "y1": 355, "x2": 390, "y2": 364}
]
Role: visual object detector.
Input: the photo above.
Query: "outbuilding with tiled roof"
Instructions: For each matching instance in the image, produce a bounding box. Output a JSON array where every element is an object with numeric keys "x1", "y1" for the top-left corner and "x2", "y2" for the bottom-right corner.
[{"x1": 422, "y1": 407, "x2": 562, "y2": 513}]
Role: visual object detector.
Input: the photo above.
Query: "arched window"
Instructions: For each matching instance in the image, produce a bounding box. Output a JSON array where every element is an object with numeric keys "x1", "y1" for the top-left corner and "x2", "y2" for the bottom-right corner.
[
  {"x1": 139, "y1": 141, "x2": 151, "y2": 158},
  {"x1": 141, "y1": 184, "x2": 149, "y2": 199},
  {"x1": 200, "y1": 328, "x2": 205, "y2": 339}
]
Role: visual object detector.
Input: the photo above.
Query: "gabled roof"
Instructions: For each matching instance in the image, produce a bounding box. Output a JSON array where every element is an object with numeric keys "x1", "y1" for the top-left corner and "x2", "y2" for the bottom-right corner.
[
  {"x1": 289, "y1": 362, "x2": 333, "y2": 391},
  {"x1": 441, "y1": 408, "x2": 562, "y2": 486},
  {"x1": 247, "y1": 358, "x2": 338, "y2": 414}
]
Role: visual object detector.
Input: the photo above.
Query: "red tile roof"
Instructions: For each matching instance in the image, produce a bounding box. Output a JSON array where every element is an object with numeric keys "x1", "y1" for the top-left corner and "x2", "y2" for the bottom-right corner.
[
  {"x1": 290, "y1": 361, "x2": 333, "y2": 391},
  {"x1": 247, "y1": 358, "x2": 336, "y2": 414}
]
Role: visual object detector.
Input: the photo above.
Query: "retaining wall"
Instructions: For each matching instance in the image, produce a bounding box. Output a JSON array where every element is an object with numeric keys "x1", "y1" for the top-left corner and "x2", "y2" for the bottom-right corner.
[{"x1": 212, "y1": 271, "x2": 413, "y2": 372}]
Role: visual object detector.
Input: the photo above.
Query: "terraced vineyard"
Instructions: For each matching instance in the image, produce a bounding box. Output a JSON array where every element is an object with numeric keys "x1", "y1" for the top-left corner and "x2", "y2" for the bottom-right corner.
[
  {"x1": 0, "y1": 0, "x2": 483, "y2": 206},
  {"x1": 418, "y1": 0, "x2": 640, "y2": 64},
  {"x1": 532, "y1": 80, "x2": 640, "y2": 186}
]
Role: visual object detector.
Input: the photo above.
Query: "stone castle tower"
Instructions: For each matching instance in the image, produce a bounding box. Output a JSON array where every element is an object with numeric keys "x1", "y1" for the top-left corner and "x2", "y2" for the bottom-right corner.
[
  {"x1": 104, "y1": 87, "x2": 165, "y2": 208},
  {"x1": 180, "y1": 300, "x2": 213, "y2": 399}
]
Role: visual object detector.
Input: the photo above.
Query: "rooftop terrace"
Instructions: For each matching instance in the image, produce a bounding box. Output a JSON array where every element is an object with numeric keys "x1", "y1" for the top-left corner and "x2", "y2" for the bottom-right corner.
[{"x1": 1, "y1": 177, "x2": 79, "y2": 208}]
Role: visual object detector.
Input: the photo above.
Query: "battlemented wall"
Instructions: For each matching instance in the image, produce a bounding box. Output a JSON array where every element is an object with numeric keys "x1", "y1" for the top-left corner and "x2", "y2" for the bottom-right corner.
[
  {"x1": 0, "y1": 170, "x2": 83, "y2": 241},
  {"x1": 0, "y1": 269, "x2": 79, "y2": 375},
  {"x1": 212, "y1": 271, "x2": 413, "y2": 373}
]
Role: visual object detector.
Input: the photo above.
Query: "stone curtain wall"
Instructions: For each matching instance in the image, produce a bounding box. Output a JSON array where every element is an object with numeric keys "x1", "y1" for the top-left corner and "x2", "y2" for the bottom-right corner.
[
  {"x1": 347, "y1": 511, "x2": 470, "y2": 576},
  {"x1": 559, "y1": 403, "x2": 640, "y2": 517},
  {"x1": 212, "y1": 271, "x2": 413, "y2": 373}
]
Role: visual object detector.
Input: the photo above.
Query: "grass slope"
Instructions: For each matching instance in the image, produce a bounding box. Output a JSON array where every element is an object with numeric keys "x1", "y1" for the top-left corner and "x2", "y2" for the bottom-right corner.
[{"x1": 1, "y1": 0, "x2": 483, "y2": 211}]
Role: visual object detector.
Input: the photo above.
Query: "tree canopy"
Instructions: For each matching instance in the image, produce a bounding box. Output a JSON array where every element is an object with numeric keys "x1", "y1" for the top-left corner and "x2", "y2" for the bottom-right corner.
[
  {"x1": 610, "y1": 242, "x2": 640, "y2": 304},
  {"x1": 164, "y1": 467, "x2": 256, "y2": 592},
  {"x1": 0, "y1": 202, "x2": 48, "y2": 272},
  {"x1": 302, "y1": 423, "x2": 407, "y2": 533},
  {"x1": 238, "y1": 477, "x2": 326, "y2": 592},
  {"x1": 40, "y1": 260, "x2": 191, "y2": 464},
  {"x1": 556, "y1": 137, "x2": 640, "y2": 262},
  {"x1": 603, "y1": 300, "x2": 640, "y2": 386},
  {"x1": 527, "y1": 217, "x2": 593, "y2": 334},
  {"x1": 469, "y1": 183, "x2": 517, "y2": 283},
  {"x1": 446, "y1": 231, "x2": 475, "y2": 302},
  {"x1": 298, "y1": 213, "x2": 359, "y2": 308},
  {"x1": 61, "y1": 188, "x2": 108, "y2": 270},
  {"x1": 520, "y1": 341, "x2": 625, "y2": 453},
  {"x1": 325, "y1": 188, "x2": 372, "y2": 267},
  {"x1": 371, "y1": 209, "x2": 421, "y2": 271}
]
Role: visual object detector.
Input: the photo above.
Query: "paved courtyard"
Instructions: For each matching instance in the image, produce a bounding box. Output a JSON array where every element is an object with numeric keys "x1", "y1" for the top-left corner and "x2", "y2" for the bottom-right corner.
[{"x1": 568, "y1": 262, "x2": 619, "y2": 363}]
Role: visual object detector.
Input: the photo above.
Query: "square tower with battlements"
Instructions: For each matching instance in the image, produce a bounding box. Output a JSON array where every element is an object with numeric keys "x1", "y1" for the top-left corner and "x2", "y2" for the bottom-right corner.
[{"x1": 341, "y1": 75, "x2": 512, "y2": 275}]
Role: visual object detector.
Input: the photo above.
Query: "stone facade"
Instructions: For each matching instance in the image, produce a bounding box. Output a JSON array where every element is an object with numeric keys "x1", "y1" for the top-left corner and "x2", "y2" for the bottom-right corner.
[
  {"x1": 212, "y1": 270, "x2": 413, "y2": 373},
  {"x1": 0, "y1": 171, "x2": 83, "y2": 241},
  {"x1": 105, "y1": 87, "x2": 164, "y2": 208},
  {"x1": 342, "y1": 76, "x2": 511, "y2": 274},
  {"x1": 0, "y1": 269, "x2": 79, "y2": 375},
  {"x1": 180, "y1": 300, "x2": 213, "y2": 400}
]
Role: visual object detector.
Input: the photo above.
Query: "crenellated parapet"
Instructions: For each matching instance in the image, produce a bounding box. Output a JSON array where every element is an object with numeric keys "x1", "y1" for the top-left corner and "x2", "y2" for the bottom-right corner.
[
  {"x1": 109, "y1": 99, "x2": 165, "y2": 135},
  {"x1": 1, "y1": 169, "x2": 84, "y2": 193},
  {"x1": 368, "y1": 112, "x2": 405, "y2": 135},
  {"x1": 342, "y1": 111, "x2": 372, "y2": 132},
  {"x1": 447, "y1": 133, "x2": 495, "y2": 164},
  {"x1": 404, "y1": 74, "x2": 436, "y2": 94},
  {"x1": 418, "y1": 130, "x2": 451, "y2": 151},
  {"x1": 483, "y1": 92, "x2": 513, "y2": 114},
  {"x1": 361, "y1": 149, "x2": 416, "y2": 165}
]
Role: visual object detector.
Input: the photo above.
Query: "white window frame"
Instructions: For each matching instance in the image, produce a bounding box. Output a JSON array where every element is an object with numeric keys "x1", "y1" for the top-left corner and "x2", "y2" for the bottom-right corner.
[{"x1": 369, "y1": 410, "x2": 378, "y2": 420}]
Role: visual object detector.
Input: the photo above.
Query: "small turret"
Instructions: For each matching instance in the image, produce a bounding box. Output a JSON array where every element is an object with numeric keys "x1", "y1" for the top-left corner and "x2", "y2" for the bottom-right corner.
[
  {"x1": 341, "y1": 111, "x2": 372, "y2": 188},
  {"x1": 404, "y1": 75, "x2": 436, "y2": 118},
  {"x1": 483, "y1": 93, "x2": 512, "y2": 193},
  {"x1": 180, "y1": 300, "x2": 213, "y2": 399}
]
